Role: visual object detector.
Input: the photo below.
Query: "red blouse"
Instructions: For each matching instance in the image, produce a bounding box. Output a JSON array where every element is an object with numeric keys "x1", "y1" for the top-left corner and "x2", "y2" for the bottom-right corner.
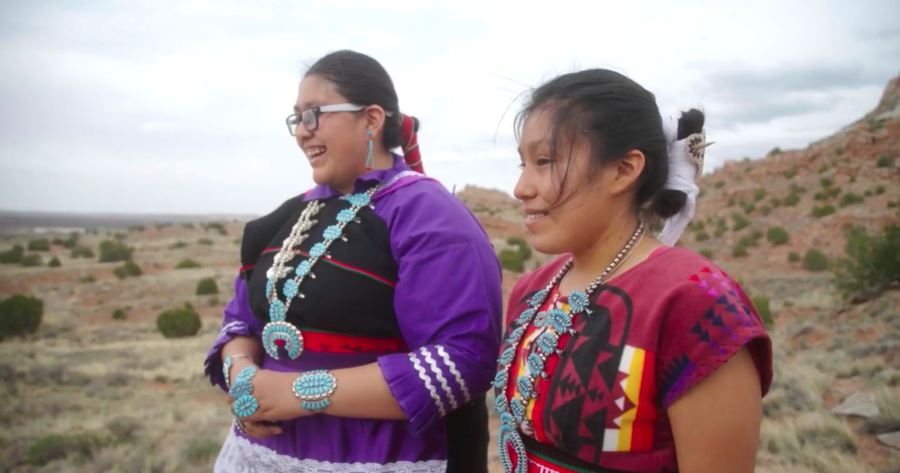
[{"x1": 499, "y1": 247, "x2": 773, "y2": 473}]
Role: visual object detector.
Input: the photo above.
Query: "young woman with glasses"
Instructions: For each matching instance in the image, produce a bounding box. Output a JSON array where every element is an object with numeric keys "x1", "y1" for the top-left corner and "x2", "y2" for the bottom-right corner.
[
  {"x1": 493, "y1": 70, "x2": 773, "y2": 473},
  {"x1": 204, "y1": 49, "x2": 502, "y2": 472}
]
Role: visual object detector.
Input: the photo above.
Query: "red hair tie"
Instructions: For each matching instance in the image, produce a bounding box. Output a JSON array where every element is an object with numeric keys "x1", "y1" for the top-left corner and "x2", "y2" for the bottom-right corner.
[{"x1": 400, "y1": 114, "x2": 424, "y2": 174}]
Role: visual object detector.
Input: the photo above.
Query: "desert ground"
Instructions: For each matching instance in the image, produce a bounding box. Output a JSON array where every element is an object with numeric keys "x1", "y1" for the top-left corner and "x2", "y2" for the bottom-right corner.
[{"x1": 1, "y1": 76, "x2": 899, "y2": 473}]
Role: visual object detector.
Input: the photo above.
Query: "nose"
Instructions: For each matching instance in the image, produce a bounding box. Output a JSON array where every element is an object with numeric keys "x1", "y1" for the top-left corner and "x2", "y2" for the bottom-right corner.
[
  {"x1": 294, "y1": 123, "x2": 312, "y2": 147},
  {"x1": 513, "y1": 166, "x2": 535, "y2": 203}
]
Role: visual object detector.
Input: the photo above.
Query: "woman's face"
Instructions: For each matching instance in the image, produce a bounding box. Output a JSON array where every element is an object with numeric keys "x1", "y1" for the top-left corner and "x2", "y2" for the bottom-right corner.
[
  {"x1": 293, "y1": 75, "x2": 370, "y2": 193},
  {"x1": 514, "y1": 108, "x2": 640, "y2": 256}
]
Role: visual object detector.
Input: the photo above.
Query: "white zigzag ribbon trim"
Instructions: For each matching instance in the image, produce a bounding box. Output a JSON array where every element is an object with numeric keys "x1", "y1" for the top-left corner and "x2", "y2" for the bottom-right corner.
[
  {"x1": 409, "y1": 351, "x2": 446, "y2": 417},
  {"x1": 219, "y1": 320, "x2": 247, "y2": 338},
  {"x1": 435, "y1": 345, "x2": 471, "y2": 403},
  {"x1": 421, "y1": 347, "x2": 458, "y2": 410}
]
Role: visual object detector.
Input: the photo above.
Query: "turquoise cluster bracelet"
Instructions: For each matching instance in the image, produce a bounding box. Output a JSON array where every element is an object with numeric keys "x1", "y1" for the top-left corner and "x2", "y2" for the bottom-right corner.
[
  {"x1": 292, "y1": 370, "x2": 337, "y2": 412},
  {"x1": 222, "y1": 354, "x2": 251, "y2": 389},
  {"x1": 230, "y1": 366, "x2": 260, "y2": 418}
]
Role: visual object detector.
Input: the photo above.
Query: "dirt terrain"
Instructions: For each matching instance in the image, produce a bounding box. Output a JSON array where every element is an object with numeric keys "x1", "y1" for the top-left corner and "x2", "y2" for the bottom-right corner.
[{"x1": 1, "y1": 75, "x2": 898, "y2": 472}]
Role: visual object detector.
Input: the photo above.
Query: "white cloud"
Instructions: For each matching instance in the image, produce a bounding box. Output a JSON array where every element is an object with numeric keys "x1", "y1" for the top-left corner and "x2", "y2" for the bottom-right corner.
[{"x1": 0, "y1": 0, "x2": 897, "y2": 214}]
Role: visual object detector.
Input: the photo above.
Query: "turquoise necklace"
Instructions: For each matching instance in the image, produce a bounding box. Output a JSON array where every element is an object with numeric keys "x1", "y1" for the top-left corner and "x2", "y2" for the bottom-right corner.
[
  {"x1": 493, "y1": 222, "x2": 644, "y2": 473},
  {"x1": 261, "y1": 185, "x2": 381, "y2": 360}
]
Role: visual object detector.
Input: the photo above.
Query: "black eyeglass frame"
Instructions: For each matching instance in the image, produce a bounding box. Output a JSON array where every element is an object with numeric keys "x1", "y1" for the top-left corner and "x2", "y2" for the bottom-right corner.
[{"x1": 285, "y1": 103, "x2": 395, "y2": 136}]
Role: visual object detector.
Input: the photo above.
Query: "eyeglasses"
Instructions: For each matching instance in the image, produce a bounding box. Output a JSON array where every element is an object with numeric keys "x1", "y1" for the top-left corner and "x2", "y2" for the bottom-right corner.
[{"x1": 285, "y1": 103, "x2": 394, "y2": 136}]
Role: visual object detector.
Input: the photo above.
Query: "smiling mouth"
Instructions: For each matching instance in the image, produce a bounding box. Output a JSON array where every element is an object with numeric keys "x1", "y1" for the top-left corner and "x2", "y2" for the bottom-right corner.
[
  {"x1": 305, "y1": 147, "x2": 326, "y2": 159},
  {"x1": 525, "y1": 212, "x2": 548, "y2": 221}
]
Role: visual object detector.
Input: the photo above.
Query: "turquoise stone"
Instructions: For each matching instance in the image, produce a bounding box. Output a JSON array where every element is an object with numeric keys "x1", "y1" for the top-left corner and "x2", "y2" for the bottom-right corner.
[
  {"x1": 282, "y1": 279, "x2": 298, "y2": 299},
  {"x1": 295, "y1": 260, "x2": 311, "y2": 277},
  {"x1": 302, "y1": 399, "x2": 330, "y2": 411},
  {"x1": 309, "y1": 243, "x2": 326, "y2": 258},
  {"x1": 323, "y1": 225, "x2": 342, "y2": 241},
  {"x1": 492, "y1": 369, "x2": 508, "y2": 389},
  {"x1": 268, "y1": 300, "x2": 286, "y2": 321},
  {"x1": 336, "y1": 209, "x2": 355, "y2": 223},
  {"x1": 546, "y1": 308, "x2": 572, "y2": 333},
  {"x1": 568, "y1": 290, "x2": 590, "y2": 314},
  {"x1": 235, "y1": 366, "x2": 256, "y2": 385},
  {"x1": 233, "y1": 395, "x2": 259, "y2": 418},
  {"x1": 494, "y1": 393, "x2": 508, "y2": 413},
  {"x1": 516, "y1": 376, "x2": 534, "y2": 400},
  {"x1": 516, "y1": 308, "x2": 535, "y2": 325},
  {"x1": 498, "y1": 346, "x2": 515, "y2": 365},
  {"x1": 229, "y1": 380, "x2": 252, "y2": 398},
  {"x1": 529, "y1": 290, "x2": 548, "y2": 306},
  {"x1": 535, "y1": 331, "x2": 559, "y2": 355},
  {"x1": 525, "y1": 353, "x2": 544, "y2": 375}
]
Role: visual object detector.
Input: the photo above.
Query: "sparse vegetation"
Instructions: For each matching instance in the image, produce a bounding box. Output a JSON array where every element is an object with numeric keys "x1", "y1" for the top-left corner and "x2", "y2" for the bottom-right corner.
[
  {"x1": 812, "y1": 205, "x2": 836, "y2": 218},
  {"x1": 0, "y1": 294, "x2": 43, "y2": 341},
  {"x1": 99, "y1": 240, "x2": 134, "y2": 263},
  {"x1": 754, "y1": 189, "x2": 766, "y2": 201},
  {"x1": 699, "y1": 248, "x2": 714, "y2": 259},
  {"x1": 21, "y1": 254, "x2": 43, "y2": 267},
  {"x1": 695, "y1": 231, "x2": 710, "y2": 242},
  {"x1": 112, "y1": 308, "x2": 127, "y2": 320},
  {"x1": 838, "y1": 192, "x2": 864, "y2": 207},
  {"x1": 48, "y1": 256, "x2": 61, "y2": 268},
  {"x1": 196, "y1": 277, "x2": 219, "y2": 295},
  {"x1": 802, "y1": 248, "x2": 830, "y2": 272},
  {"x1": 876, "y1": 155, "x2": 893, "y2": 168},
  {"x1": 198, "y1": 238, "x2": 213, "y2": 246},
  {"x1": 506, "y1": 236, "x2": 533, "y2": 261},
  {"x1": 788, "y1": 252, "x2": 801, "y2": 263},
  {"x1": 0, "y1": 244, "x2": 25, "y2": 264},
  {"x1": 732, "y1": 213, "x2": 751, "y2": 232},
  {"x1": 114, "y1": 260, "x2": 142, "y2": 279},
  {"x1": 156, "y1": 303, "x2": 202, "y2": 338},
  {"x1": 751, "y1": 295, "x2": 772, "y2": 328},
  {"x1": 27, "y1": 238, "x2": 50, "y2": 251},
  {"x1": 169, "y1": 241, "x2": 188, "y2": 250},
  {"x1": 766, "y1": 227, "x2": 790, "y2": 246},
  {"x1": 70, "y1": 246, "x2": 95, "y2": 258},
  {"x1": 833, "y1": 224, "x2": 900, "y2": 299},
  {"x1": 176, "y1": 258, "x2": 202, "y2": 269},
  {"x1": 498, "y1": 249, "x2": 524, "y2": 273}
]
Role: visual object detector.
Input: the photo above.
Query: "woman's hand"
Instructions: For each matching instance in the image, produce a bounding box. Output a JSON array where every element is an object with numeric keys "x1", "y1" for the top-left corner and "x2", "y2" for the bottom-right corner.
[{"x1": 228, "y1": 369, "x2": 307, "y2": 423}]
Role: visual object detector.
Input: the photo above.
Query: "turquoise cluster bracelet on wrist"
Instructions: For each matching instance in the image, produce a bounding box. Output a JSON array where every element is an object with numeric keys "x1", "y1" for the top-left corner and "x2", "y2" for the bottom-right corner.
[
  {"x1": 292, "y1": 370, "x2": 337, "y2": 412},
  {"x1": 223, "y1": 354, "x2": 251, "y2": 389},
  {"x1": 230, "y1": 366, "x2": 260, "y2": 418}
]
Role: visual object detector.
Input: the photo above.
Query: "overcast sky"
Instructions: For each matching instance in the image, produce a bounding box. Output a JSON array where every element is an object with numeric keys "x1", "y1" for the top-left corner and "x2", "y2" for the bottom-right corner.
[{"x1": 1, "y1": 0, "x2": 897, "y2": 215}]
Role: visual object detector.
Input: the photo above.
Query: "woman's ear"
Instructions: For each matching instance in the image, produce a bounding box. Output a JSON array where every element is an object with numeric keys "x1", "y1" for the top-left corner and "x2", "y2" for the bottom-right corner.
[
  {"x1": 608, "y1": 149, "x2": 646, "y2": 196},
  {"x1": 364, "y1": 105, "x2": 387, "y2": 136}
]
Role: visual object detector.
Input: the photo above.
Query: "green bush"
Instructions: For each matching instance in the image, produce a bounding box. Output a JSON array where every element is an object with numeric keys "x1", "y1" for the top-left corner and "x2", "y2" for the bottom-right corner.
[
  {"x1": 25, "y1": 431, "x2": 109, "y2": 466},
  {"x1": 169, "y1": 241, "x2": 188, "y2": 250},
  {"x1": 203, "y1": 222, "x2": 228, "y2": 236},
  {"x1": 114, "y1": 260, "x2": 142, "y2": 279},
  {"x1": 156, "y1": 303, "x2": 202, "y2": 338},
  {"x1": 812, "y1": 205, "x2": 836, "y2": 218},
  {"x1": 732, "y1": 213, "x2": 751, "y2": 232},
  {"x1": 751, "y1": 295, "x2": 773, "y2": 328},
  {"x1": 714, "y1": 181, "x2": 725, "y2": 188},
  {"x1": 27, "y1": 239, "x2": 50, "y2": 251},
  {"x1": 0, "y1": 295, "x2": 43, "y2": 341},
  {"x1": 506, "y1": 236, "x2": 533, "y2": 261},
  {"x1": 699, "y1": 248, "x2": 714, "y2": 259},
  {"x1": 783, "y1": 193, "x2": 800, "y2": 207},
  {"x1": 498, "y1": 249, "x2": 524, "y2": 273},
  {"x1": 70, "y1": 246, "x2": 95, "y2": 258},
  {"x1": 788, "y1": 252, "x2": 801, "y2": 263},
  {"x1": 782, "y1": 167, "x2": 798, "y2": 179},
  {"x1": 802, "y1": 249, "x2": 829, "y2": 272},
  {"x1": 196, "y1": 277, "x2": 219, "y2": 295},
  {"x1": 876, "y1": 156, "x2": 893, "y2": 168},
  {"x1": 112, "y1": 309, "x2": 127, "y2": 321},
  {"x1": 875, "y1": 185, "x2": 885, "y2": 195},
  {"x1": 733, "y1": 244, "x2": 749, "y2": 257},
  {"x1": 0, "y1": 245, "x2": 24, "y2": 264},
  {"x1": 833, "y1": 224, "x2": 900, "y2": 298},
  {"x1": 820, "y1": 177, "x2": 833, "y2": 188},
  {"x1": 48, "y1": 256, "x2": 61, "y2": 268},
  {"x1": 753, "y1": 189, "x2": 766, "y2": 201},
  {"x1": 839, "y1": 192, "x2": 865, "y2": 207},
  {"x1": 695, "y1": 231, "x2": 710, "y2": 242},
  {"x1": 21, "y1": 254, "x2": 43, "y2": 267},
  {"x1": 99, "y1": 240, "x2": 133, "y2": 263},
  {"x1": 766, "y1": 227, "x2": 790, "y2": 246},
  {"x1": 176, "y1": 259, "x2": 202, "y2": 269},
  {"x1": 197, "y1": 238, "x2": 213, "y2": 246}
]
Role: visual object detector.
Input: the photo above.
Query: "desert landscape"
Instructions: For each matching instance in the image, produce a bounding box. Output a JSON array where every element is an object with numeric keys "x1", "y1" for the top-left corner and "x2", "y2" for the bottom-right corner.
[{"x1": 1, "y1": 75, "x2": 899, "y2": 473}]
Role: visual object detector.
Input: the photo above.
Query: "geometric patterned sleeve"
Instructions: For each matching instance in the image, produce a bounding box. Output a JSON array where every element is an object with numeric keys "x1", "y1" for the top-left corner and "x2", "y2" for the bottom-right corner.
[
  {"x1": 656, "y1": 265, "x2": 774, "y2": 409},
  {"x1": 203, "y1": 276, "x2": 265, "y2": 393}
]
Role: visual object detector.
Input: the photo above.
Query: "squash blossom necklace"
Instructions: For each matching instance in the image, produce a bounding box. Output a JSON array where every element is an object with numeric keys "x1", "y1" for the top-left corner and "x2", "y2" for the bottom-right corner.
[
  {"x1": 493, "y1": 221, "x2": 645, "y2": 473},
  {"x1": 261, "y1": 185, "x2": 381, "y2": 360}
]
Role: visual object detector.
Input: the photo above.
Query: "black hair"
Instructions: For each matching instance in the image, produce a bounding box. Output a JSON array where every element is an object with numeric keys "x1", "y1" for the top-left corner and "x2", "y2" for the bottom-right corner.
[
  {"x1": 305, "y1": 50, "x2": 405, "y2": 150},
  {"x1": 514, "y1": 69, "x2": 705, "y2": 220}
]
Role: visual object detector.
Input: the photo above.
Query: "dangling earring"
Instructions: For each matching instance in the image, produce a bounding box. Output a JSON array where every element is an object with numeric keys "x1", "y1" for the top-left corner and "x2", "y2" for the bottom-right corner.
[{"x1": 365, "y1": 130, "x2": 374, "y2": 171}]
